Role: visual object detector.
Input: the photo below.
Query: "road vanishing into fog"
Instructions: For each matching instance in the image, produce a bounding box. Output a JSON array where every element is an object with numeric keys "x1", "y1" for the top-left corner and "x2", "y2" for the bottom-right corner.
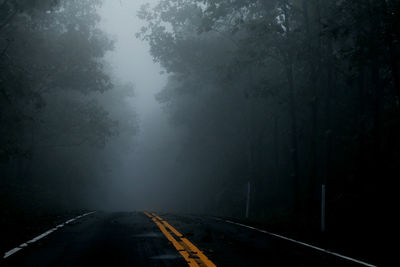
[{"x1": 2, "y1": 212, "x2": 374, "y2": 267}]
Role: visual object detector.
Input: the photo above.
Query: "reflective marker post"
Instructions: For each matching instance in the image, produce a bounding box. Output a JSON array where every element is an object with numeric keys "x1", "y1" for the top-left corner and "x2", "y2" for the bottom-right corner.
[
  {"x1": 245, "y1": 181, "x2": 250, "y2": 218},
  {"x1": 321, "y1": 184, "x2": 326, "y2": 232}
]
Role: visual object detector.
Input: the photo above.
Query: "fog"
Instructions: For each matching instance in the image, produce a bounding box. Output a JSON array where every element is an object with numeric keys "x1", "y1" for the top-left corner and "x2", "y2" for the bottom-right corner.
[
  {"x1": 97, "y1": 0, "x2": 178, "y2": 211},
  {"x1": 1, "y1": 1, "x2": 396, "y2": 259}
]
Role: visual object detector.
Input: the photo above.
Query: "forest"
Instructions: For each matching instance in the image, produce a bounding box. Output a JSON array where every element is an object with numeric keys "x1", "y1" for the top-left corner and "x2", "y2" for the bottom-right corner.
[
  {"x1": 0, "y1": 0, "x2": 137, "y2": 233},
  {"x1": 1, "y1": 0, "x2": 398, "y2": 265},
  {"x1": 136, "y1": 0, "x2": 398, "y2": 261}
]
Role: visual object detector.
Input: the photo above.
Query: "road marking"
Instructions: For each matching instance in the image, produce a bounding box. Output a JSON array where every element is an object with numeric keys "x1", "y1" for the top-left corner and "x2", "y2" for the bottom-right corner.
[
  {"x1": 144, "y1": 212, "x2": 196, "y2": 266},
  {"x1": 144, "y1": 212, "x2": 216, "y2": 267},
  {"x1": 3, "y1": 211, "x2": 96, "y2": 259},
  {"x1": 26, "y1": 229, "x2": 56, "y2": 244},
  {"x1": 3, "y1": 248, "x2": 22, "y2": 259},
  {"x1": 217, "y1": 218, "x2": 377, "y2": 267}
]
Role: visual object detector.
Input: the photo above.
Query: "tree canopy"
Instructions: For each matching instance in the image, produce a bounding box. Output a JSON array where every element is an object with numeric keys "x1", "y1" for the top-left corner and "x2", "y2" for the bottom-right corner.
[
  {"x1": 1, "y1": 0, "x2": 137, "y2": 210},
  {"x1": 138, "y1": 1, "x2": 399, "y2": 259}
]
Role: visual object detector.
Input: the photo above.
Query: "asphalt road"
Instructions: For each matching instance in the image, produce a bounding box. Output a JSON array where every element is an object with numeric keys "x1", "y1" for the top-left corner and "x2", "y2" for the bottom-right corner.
[{"x1": 1, "y1": 212, "x2": 372, "y2": 266}]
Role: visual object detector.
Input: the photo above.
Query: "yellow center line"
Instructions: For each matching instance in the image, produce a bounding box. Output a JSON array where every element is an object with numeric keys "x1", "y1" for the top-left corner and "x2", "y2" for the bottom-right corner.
[
  {"x1": 151, "y1": 213, "x2": 216, "y2": 267},
  {"x1": 144, "y1": 212, "x2": 217, "y2": 267},
  {"x1": 144, "y1": 212, "x2": 198, "y2": 266}
]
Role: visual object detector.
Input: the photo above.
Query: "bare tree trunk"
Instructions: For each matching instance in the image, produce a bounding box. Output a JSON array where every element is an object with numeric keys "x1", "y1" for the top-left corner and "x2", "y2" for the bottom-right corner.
[
  {"x1": 246, "y1": 140, "x2": 255, "y2": 218},
  {"x1": 303, "y1": 0, "x2": 320, "y2": 215},
  {"x1": 324, "y1": 40, "x2": 334, "y2": 190},
  {"x1": 283, "y1": 1, "x2": 300, "y2": 211},
  {"x1": 371, "y1": 61, "x2": 382, "y2": 177},
  {"x1": 389, "y1": 43, "x2": 400, "y2": 108},
  {"x1": 382, "y1": 0, "x2": 400, "y2": 110},
  {"x1": 273, "y1": 116, "x2": 280, "y2": 184},
  {"x1": 367, "y1": 0, "x2": 383, "y2": 178},
  {"x1": 358, "y1": 68, "x2": 367, "y2": 181},
  {"x1": 287, "y1": 63, "x2": 300, "y2": 211}
]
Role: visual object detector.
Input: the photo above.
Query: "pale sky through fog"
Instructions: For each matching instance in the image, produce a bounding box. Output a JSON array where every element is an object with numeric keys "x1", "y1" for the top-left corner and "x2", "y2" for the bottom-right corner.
[
  {"x1": 99, "y1": 0, "x2": 165, "y2": 113},
  {"x1": 97, "y1": 0, "x2": 182, "y2": 210}
]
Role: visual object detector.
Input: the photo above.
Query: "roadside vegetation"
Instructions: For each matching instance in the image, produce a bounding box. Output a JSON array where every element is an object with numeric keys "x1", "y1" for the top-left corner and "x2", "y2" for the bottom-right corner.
[
  {"x1": 0, "y1": 0, "x2": 137, "y2": 249},
  {"x1": 137, "y1": 1, "x2": 399, "y2": 264}
]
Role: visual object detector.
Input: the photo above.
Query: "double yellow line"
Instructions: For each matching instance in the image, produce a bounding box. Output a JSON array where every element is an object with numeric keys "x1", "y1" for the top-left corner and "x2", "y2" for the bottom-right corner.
[{"x1": 144, "y1": 212, "x2": 216, "y2": 267}]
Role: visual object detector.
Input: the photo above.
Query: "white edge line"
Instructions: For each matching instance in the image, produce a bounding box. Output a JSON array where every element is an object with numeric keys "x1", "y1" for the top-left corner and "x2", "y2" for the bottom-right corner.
[
  {"x1": 219, "y1": 218, "x2": 377, "y2": 267},
  {"x1": 26, "y1": 229, "x2": 56, "y2": 244},
  {"x1": 65, "y1": 218, "x2": 76, "y2": 224},
  {"x1": 3, "y1": 211, "x2": 96, "y2": 259},
  {"x1": 3, "y1": 248, "x2": 22, "y2": 258}
]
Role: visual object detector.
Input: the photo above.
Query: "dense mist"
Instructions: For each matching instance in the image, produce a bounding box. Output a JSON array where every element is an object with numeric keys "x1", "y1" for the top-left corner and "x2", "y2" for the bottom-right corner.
[{"x1": 1, "y1": 0, "x2": 398, "y2": 264}]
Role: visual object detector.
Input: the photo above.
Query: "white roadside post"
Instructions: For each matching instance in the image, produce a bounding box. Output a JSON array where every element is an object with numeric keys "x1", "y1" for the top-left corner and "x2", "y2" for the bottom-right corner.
[
  {"x1": 245, "y1": 181, "x2": 251, "y2": 218},
  {"x1": 321, "y1": 184, "x2": 326, "y2": 232}
]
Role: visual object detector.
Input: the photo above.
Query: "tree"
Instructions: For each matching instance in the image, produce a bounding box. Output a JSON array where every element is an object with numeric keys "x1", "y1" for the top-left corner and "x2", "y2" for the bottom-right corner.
[
  {"x1": 1, "y1": 0, "x2": 115, "y2": 162},
  {"x1": 1, "y1": 0, "x2": 138, "y2": 210}
]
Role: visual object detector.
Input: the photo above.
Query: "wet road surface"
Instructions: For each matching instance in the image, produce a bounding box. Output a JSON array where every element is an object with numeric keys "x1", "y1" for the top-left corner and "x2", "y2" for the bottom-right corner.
[{"x1": 2, "y1": 212, "x2": 372, "y2": 266}]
